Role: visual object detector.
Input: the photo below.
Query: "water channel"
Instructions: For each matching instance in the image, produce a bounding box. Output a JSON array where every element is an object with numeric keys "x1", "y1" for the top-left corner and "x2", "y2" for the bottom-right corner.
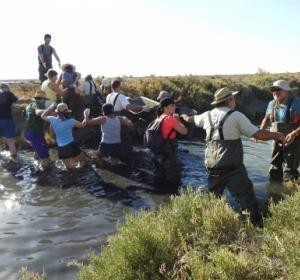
[{"x1": 0, "y1": 137, "x2": 277, "y2": 280}]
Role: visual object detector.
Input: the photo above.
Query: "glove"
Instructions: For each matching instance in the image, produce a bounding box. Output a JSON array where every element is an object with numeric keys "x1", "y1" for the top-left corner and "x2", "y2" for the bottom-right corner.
[
  {"x1": 142, "y1": 106, "x2": 151, "y2": 113},
  {"x1": 84, "y1": 108, "x2": 90, "y2": 118}
]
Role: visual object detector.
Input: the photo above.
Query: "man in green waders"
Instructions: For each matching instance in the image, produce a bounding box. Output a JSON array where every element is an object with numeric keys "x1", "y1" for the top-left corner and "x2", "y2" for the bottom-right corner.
[
  {"x1": 182, "y1": 87, "x2": 285, "y2": 226},
  {"x1": 260, "y1": 80, "x2": 300, "y2": 185}
]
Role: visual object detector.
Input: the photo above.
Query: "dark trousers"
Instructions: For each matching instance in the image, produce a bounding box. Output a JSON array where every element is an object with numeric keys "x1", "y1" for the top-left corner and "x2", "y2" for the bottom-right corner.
[
  {"x1": 38, "y1": 63, "x2": 52, "y2": 84},
  {"x1": 269, "y1": 140, "x2": 300, "y2": 183},
  {"x1": 153, "y1": 149, "x2": 181, "y2": 193},
  {"x1": 62, "y1": 88, "x2": 84, "y2": 120},
  {"x1": 207, "y1": 165, "x2": 262, "y2": 226}
]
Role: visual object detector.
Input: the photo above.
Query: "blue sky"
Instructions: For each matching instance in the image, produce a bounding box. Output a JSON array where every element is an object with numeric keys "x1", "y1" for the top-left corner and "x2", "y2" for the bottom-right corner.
[{"x1": 1, "y1": 0, "x2": 299, "y2": 79}]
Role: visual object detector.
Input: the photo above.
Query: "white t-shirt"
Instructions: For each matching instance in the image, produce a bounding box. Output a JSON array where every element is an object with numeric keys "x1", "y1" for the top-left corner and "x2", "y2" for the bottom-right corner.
[
  {"x1": 194, "y1": 107, "x2": 258, "y2": 140},
  {"x1": 106, "y1": 92, "x2": 130, "y2": 112},
  {"x1": 78, "y1": 81, "x2": 99, "y2": 96}
]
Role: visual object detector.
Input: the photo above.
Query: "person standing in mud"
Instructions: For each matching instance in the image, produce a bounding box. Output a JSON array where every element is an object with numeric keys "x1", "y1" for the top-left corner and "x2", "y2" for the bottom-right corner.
[
  {"x1": 151, "y1": 97, "x2": 188, "y2": 192},
  {"x1": 41, "y1": 103, "x2": 90, "y2": 171},
  {"x1": 0, "y1": 84, "x2": 19, "y2": 160},
  {"x1": 260, "y1": 80, "x2": 300, "y2": 184},
  {"x1": 86, "y1": 103, "x2": 133, "y2": 167},
  {"x1": 24, "y1": 90, "x2": 51, "y2": 168},
  {"x1": 106, "y1": 79, "x2": 150, "y2": 152},
  {"x1": 182, "y1": 87, "x2": 285, "y2": 226},
  {"x1": 38, "y1": 34, "x2": 61, "y2": 84}
]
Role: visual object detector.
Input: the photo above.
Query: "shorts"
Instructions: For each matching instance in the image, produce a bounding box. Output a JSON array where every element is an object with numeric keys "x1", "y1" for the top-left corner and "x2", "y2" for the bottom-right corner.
[
  {"x1": 0, "y1": 119, "x2": 16, "y2": 138},
  {"x1": 57, "y1": 142, "x2": 81, "y2": 160},
  {"x1": 24, "y1": 131, "x2": 49, "y2": 159},
  {"x1": 98, "y1": 142, "x2": 123, "y2": 158}
]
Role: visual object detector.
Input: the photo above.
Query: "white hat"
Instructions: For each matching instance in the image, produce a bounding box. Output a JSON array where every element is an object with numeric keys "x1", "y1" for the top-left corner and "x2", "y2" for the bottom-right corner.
[
  {"x1": 55, "y1": 103, "x2": 72, "y2": 113},
  {"x1": 101, "y1": 78, "x2": 112, "y2": 87},
  {"x1": 270, "y1": 80, "x2": 291, "y2": 92},
  {"x1": 157, "y1": 90, "x2": 171, "y2": 101},
  {"x1": 211, "y1": 87, "x2": 239, "y2": 105}
]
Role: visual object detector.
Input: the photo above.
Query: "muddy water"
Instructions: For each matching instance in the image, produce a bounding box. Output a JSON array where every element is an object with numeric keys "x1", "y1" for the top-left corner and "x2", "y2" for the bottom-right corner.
[{"x1": 0, "y1": 138, "x2": 275, "y2": 280}]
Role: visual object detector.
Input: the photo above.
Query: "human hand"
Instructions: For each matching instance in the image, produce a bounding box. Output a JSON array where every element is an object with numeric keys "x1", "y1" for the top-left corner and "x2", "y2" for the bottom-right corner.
[
  {"x1": 285, "y1": 131, "x2": 296, "y2": 146},
  {"x1": 48, "y1": 103, "x2": 57, "y2": 111},
  {"x1": 84, "y1": 108, "x2": 90, "y2": 118},
  {"x1": 142, "y1": 106, "x2": 151, "y2": 113}
]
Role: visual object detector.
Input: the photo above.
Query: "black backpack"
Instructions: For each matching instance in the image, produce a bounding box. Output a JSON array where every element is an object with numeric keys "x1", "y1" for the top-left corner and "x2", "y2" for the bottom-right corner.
[{"x1": 144, "y1": 116, "x2": 173, "y2": 151}]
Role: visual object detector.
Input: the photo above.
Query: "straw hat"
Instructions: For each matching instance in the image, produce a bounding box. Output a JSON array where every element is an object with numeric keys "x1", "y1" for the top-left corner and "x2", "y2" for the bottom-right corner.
[
  {"x1": 55, "y1": 103, "x2": 72, "y2": 113},
  {"x1": 211, "y1": 87, "x2": 239, "y2": 105},
  {"x1": 34, "y1": 90, "x2": 48, "y2": 99}
]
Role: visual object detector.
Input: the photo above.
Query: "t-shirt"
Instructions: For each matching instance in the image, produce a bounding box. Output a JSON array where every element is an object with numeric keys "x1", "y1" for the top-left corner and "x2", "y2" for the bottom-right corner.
[
  {"x1": 48, "y1": 117, "x2": 77, "y2": 147},
  {"x1": 0, "y1": 91, "x2": 18, "y2": 120},
  {"x1": 41, "y1": 80, "x2": 57, "y2": 101},
  {"x1": 60, "y1": 71, "x2": 78, "y2": 88},
  {"x1": 194, "y1": 107, "x2": 258, "y2": 140},
  {"x1": 161, "y1": 115, "x2": 179, "y2": 140},
  {"x1": 38, "y1": 44, "x2": 53, "y2": 66},
  {"x1": 265, "y1": 96, "x2": 300, "y2": 124},
  {"x1": 24, "y1": 100, "x2": 45, "y2": 133},
  {"x1": 106, "y1": 92, "x2": 130, "y2": 112}
]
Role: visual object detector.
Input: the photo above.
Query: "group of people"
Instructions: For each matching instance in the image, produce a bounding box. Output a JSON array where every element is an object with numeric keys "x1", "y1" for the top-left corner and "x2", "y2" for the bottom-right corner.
[{"x1": 0, "y1": 34, "x2": 299, "y2": 227}]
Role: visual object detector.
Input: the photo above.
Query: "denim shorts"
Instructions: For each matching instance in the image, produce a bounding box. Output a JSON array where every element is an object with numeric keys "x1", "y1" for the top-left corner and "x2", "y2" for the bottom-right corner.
[
  {"x1": 0, "y1": 119, "x2": 16, "y2": 138},
  {"x1": 98, "y1": 142, "x2": 123, "y2": 158},
  {"x1": 24, "y1": 131, "x2": 49, "y2": 159}
]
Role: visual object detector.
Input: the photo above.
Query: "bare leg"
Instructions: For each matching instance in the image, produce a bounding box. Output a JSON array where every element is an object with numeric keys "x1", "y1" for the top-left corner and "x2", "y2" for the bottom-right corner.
[
  {"x1": 110, "y1": 157, "x2": 121, "y2": 166},
  {"x1": 95, "y1": 152, "x2": 104, "y2": 168},
  {"x1": 76, "y1": 152, "x2": 86, "y2": 169},
  {"x1": 63, "y1": 158, "x2": 75, "y2": 171},
  {"x1": 6, "y1": 138, "x2": 17, "y2": 158}
]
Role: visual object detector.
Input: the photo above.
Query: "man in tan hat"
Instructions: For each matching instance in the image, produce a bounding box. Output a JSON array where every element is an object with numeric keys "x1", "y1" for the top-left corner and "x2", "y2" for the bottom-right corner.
[
  {"x1": 24, "y1": 90, "x2": 51, "y2": 168},
  {"x1": 260, "y1": 80, "x2": 300, "y2": 183},
  {"x1": 182, "y1": 87, "x2": 285, "y2": 226}
]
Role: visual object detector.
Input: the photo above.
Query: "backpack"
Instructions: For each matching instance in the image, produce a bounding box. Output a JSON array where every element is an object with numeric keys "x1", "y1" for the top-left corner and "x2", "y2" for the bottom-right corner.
[{"x1": 144, "y1": 116, "x2": 173, "y2": 151}]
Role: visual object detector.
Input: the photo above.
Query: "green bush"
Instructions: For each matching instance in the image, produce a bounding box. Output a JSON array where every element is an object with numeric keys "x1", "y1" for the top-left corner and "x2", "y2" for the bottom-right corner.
[{"x1": 76, "y1": 188, "x2": 300, "y2": 280}]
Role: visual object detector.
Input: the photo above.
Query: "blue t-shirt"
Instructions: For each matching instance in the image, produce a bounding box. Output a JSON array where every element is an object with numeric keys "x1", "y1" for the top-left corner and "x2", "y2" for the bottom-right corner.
[
  {"x1": 48, "y1": 117, "x2": 77, "y2": 147},
  {"x1": 61, "y1": 71, "x2": 77, "y2": 87},
  {"x1": 266, "y1": 96, "x2": 300, "y2": 123}
]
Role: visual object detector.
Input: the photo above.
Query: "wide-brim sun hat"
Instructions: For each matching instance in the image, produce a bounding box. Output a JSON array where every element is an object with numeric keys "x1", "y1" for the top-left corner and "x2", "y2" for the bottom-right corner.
[
  {"x1": 61, "y1": 63, "x2": 76, "y2": 72},
  {"x1": 55, "y1": 103, "x2": 72, "y2": 113},
  {"x1": 270, "y1": 80, "x2": 291, "y2": 92},
  {"x1": 34, "y1": 90, "x2": 48, "y2": 99},
  {"x1": 211, "y1": 87, "x2": 239, "y2": 105}
]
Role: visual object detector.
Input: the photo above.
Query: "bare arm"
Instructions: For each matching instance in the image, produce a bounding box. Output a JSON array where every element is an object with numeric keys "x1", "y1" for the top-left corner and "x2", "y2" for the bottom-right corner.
[
  {"x1": 86, "y1": 116, "x2": 106, "y2": 125},
  {"x1": 260, "y1": 114, "x2": 271, "y2": 129},
  {"x1": 38, "y1": 46, "x2": 46, "y2": 66},
  {"x1": 41, "y1": 104, "x2": 55, "y2": 121},
  {"x1": 181, "y1": 114, "x2": 194, "y2": 123},
  {"x1": 74, "y1": 109, "x2": 90, "y2": 128},
  {"x1": 120, "y1": 116, "x2": 133, "y2": 127},
  {"x1": 125, "y1": 104, "x2": 143, "y2": 113},
  {"x1": 252, "y1": 129, "x2": 285, "y2": 142},
  {"x1": 35, "y1": 109, "x2": 45, "y2": 116},
  {"x1": 52, "y1": 48, "x2": 61, "y2": 68},
  {"x1": 49, "y1": 81, "x2": 63, "y2": 96}
]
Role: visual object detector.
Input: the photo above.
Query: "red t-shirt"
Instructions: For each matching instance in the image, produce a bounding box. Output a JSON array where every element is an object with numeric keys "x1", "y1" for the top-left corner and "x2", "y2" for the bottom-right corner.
[{"x1": 160, "y1": 115, "x2": 179, "y2": 140}]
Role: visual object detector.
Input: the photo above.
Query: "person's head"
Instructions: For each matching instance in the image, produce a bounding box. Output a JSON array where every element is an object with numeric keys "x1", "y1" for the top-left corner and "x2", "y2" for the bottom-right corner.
[
  {"x1": 55, "y1": 103, "x2": 72, "y2": 120},
  {"x1": 270, "y1": 80, "x2": 290, "y2": 103},
  {"x1": 34, "y1": 90, "x2": 48, "y2": 101},
  {"x1": 160, "y1": 97, "x2": 176, "y2": 115},
  {"x1": 157, "y1": 90, "x2": 171, "y2": 101},
  {"x1": 211, "y1": 87, "x2": 239, "y2": 110},
  {"x1": 111, "y1": 79, "x2": 121, "y2": 92},
  {"x1": 44, "y1": 34, "x2": 51, "y2": 45},
  {"x1": 45, "y1": 69, "x2": 58, "y2": 82},
  {"x1": 61, "y1": 63, "x2": 76, "y2": 72},
  {"x1": 102, "y1": 103, "x2": 114, "y2": 116},
  {"x1": 85, "y1": 74, "x2": 93, "y2": 81},
  {"x1": 0, "y1": 84, "x2": 10, "y2": 92}
]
